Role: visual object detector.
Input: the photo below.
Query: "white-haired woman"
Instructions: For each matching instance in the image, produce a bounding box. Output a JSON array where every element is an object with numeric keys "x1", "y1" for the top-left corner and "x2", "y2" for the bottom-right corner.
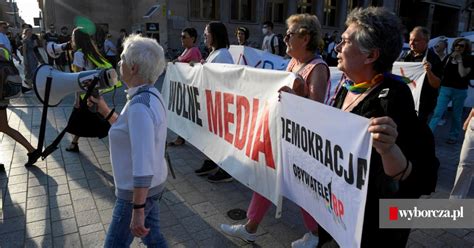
[{"x1": 89, "y1": 34, "x2": 168, "y2": 247}]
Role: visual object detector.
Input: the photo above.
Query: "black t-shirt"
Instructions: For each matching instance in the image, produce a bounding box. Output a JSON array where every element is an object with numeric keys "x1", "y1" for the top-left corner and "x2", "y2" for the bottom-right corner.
[
  {"x1": 44, "y1": 32, "x2": 59, "y2": 43},
  {"x1": 441, "y1": 54, "x2": 473, "y2": 89},
  {"x1": 58, "y1": 34, "x2": 71, "y2": 44}
]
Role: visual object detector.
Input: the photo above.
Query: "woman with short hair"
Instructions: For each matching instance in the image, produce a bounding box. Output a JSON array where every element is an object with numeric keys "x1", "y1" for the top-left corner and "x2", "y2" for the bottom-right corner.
[
  {"x1": 221, "y1": 14, "x2": 330, "y2": 248},
  {"x1": 89, "y1": 34, "x2": 168, "y2": 247},
  {"x1": 321, "y1": 7, "x2": 435, "y2": 246}
]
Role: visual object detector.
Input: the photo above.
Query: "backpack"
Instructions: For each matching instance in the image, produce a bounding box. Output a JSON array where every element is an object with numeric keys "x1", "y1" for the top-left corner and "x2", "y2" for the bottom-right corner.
[
  {"x1": 271, "y1": 34, "x2": 287, "y2": 57},
  {"x1": 0, "y1": 48, "x2": 21, "y2": 100}
]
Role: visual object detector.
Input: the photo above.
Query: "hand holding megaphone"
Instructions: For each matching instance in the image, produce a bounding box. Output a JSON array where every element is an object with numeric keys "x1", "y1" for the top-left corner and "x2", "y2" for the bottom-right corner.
[{"x1": 87, "y1": 94, "x2": 110, "y2": 118}]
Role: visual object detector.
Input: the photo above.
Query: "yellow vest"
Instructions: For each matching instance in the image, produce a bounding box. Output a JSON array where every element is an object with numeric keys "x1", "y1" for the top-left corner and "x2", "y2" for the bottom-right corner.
[{"x1": 78, "y1": 49, "x2": 122, "y2": 97}]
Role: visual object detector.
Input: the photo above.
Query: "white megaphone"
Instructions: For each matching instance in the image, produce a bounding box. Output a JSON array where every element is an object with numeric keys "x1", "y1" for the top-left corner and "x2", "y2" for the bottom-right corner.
[
  {"x1": 46, "y1": 42, "x2": 70, "y2": 59},
  {"x1": 33, "y1": 64, "x2": 119, "y2": 107}
]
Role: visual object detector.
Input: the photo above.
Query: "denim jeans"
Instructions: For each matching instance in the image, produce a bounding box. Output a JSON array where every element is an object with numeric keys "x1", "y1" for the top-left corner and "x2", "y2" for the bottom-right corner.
[
  {"x1": 104, "y1": 193, "x2": 167, "y2": 248},
  {"x1": 429, "y1": 86, "x2": 467, "y2": 140},
  {"x1": 450, "y1": 117, "x2": 474, "y2": 199}
]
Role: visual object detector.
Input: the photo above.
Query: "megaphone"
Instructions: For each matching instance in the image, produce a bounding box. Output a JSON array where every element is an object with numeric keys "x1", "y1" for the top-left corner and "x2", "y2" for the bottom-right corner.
[
  {"x1": 46, "y1": 42, "x2": 71, "y2": 59},
  {"x1": 33, "y1": 64, "x2": 118, "y2": 107}
]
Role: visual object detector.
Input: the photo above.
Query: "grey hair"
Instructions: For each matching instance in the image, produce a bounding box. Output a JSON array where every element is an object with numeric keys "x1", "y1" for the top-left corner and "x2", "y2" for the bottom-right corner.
[
  {"x1": 346, "y1": 7, "x2": 403, "y2": 73},
  {"x1": 410, "y1": 26, "x2": 430, "y2": 41},
  {"x1": 121, "y1": 34, "x2": 166, "y2": 84}
]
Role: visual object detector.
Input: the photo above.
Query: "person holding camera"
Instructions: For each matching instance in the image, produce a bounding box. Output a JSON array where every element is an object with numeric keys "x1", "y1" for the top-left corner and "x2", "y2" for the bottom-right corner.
[
  {"x1": 87, "y1": 34, "x2": 168, "y2": 247},
  {"x1": 65, "y1": 27, "x2": 113, "y2": 153},
  {"x1": 429, "y1": 38, "x2": 473, "y2": 144}
]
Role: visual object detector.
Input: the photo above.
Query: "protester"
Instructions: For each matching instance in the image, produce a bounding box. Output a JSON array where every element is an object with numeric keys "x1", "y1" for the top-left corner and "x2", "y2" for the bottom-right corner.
[
  {"x1": 433, "y1": 38, "x2": 448, "y2": 62},
  {"x1": 0, "y1": 47, "x2": 40, "y2": 172},
  {"x1": 235, "y1": 26, "x2": 253, "y2": 47},
  {"x1": 193, "y1": 21, "x2": 234, "y2": 183},
  {"x1": 22, "y1": 28, "x2": 44, "y2": 89},
  {"x1": 104, "y1": 33, "x2": 118, "y2": 68},
  {"x1": 221, "y1": 13, "x2": 330, "y2": 248},
  {"x1": 429, "y1": 38, "x2": 472, "y2": 144},
  {"x1": 261, "y1": 21, "x2": 279, "y2": 55},
  {"x1": 6, "y1": 31, "x2": 20, "y2": 64},
  {"x1": 450, "y1": 108, "x2": 474, "y2": 199},
  {"x1": 401, "y1": 26, "x2": 442, "y2": 124},
  {"x1": 317, "y1": 7, "x2": 437, "y2": 247},
  {"x1": 168, "y1": 27, "x2": 202, "y2": 147},
  {"x1": 65, "y1": 27, "x2": 113, "y2": 153},
  {"x1": 87, "y1": 34, "x2": 168, "y2": 247},
  {"x1": 326, "y1": 31, "x2": 340, "y2": 66},
  {"x1": 0, "y1": 22, "x2": 20, "y2": 63},
  {"x1": 117, "y1": 28, "x2": 128, "y2": 57},
  {"x1": 57, "y1": 26, "x2": 71, "y2": 71},
  {"x1": 44, "y1": 23, "x2": 60, "y2": 66}
]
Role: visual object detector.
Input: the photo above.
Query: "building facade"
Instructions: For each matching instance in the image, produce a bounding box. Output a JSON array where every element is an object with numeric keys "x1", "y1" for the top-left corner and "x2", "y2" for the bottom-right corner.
[
  {"x1": 0, "y1": 0, "x2": 24, "y2": 31},
  {"x1": 36, "y1": 0, "x2": 473, "y2": 52}
]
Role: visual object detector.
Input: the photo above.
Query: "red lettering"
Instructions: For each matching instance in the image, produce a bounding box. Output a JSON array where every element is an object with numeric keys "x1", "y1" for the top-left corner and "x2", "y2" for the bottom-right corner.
[
  {"x1": 234, "y1": 96, "x2": 250, "y2": 150},
  {"x1": 251, "y1": 104, "x2": 275, "y2": 169},
  {"x1": 205, "y1": 90, "x2": 223, "y2": 137},
  {"x1": 245, "y1": 99, "x2": 259, "y2": 157},
  {"x1": 223, "y1": 93, "x2": 235, "y2": 144}
]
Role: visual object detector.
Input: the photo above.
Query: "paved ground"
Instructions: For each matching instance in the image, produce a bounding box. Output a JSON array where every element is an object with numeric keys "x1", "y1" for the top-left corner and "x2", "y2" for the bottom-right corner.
[{"x1": 0, "y1": 64, "x2": 473, "y2": 247}]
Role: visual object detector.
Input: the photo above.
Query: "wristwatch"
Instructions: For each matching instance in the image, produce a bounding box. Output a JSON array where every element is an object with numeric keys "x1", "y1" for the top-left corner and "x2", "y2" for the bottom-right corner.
[{"x1": 133, "y1": 203, "x2": 146, "y2": 209}]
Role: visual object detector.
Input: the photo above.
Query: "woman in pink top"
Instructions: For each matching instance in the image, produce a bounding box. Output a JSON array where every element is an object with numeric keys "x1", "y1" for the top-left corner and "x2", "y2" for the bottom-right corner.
[
  {"x1": 169, "y1": 27, "x2": 202, "y2": 146},
  {"x1": 176, "y1": 27, "x2": 202, "y2": 63},
  {"x1": 221, "y1": 14, "x2": 330, "y2": 248}
]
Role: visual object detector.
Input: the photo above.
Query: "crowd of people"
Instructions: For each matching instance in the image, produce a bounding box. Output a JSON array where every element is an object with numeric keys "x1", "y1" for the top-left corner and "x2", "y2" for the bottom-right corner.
[{"x1": 0, "y1": 5, "x2": 472, "y2": 248}]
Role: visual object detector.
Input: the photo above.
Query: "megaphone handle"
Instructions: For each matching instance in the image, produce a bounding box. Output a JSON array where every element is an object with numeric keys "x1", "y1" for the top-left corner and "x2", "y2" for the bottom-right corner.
[{"x1": 88, "y1": 89, "x2": 99, "y2": 113}]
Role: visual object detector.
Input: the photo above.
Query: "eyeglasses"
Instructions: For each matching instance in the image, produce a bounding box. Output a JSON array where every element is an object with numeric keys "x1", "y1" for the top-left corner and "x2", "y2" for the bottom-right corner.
[
  {"x1": 181, "y1": 35, "x2": 189, "y2": 39},
  {"x1": 285, "y1": 32, "x2": 296, "y2": 40},
  {"x1": 455, "y1": 43, "x2": 466, "y2": 48}
]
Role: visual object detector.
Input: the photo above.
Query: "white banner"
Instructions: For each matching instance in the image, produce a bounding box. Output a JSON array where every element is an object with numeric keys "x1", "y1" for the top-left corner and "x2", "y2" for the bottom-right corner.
[
  {"x1": 227, "y1": 47, "x2": 427, "y2": 110},
  {"x1": 229, "y1": 45, "x2": 290, "y2": 70},
  {"x1": 162, "y1": 62, "x2": 295, "y2": 204},
  {"x1": 391, "y1": 62, "x2": 426, "y2": 111},
  {"x1": 279, "y1": 92, "x2": 372, "y2": 248}
]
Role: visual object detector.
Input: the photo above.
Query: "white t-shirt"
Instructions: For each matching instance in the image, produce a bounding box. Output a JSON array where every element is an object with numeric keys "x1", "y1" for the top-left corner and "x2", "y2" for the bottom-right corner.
[
  {"x1": 261, "y1": 34, "x2": 278, "y2": 54},
  {"x1": 72, "y1": 50, "x2": 95, "y2": 70},
  {"x1": 0, "y1": 33, "x2": 12, "y2": 53},
  {"x1": 109, "y1": 85, "x2": 168, "y2": 200},
  {"x1": 206, "y1": 48, "x2": 234, "y2": 64},
  {"x1": 104, "y1": 39, "x2": 117, "y2": 56}
]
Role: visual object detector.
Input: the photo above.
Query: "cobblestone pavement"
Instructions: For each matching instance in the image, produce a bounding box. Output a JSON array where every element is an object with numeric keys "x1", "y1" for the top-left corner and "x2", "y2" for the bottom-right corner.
[{"x1": 0, "y1": 68, "x2": 473, "y2": 247}]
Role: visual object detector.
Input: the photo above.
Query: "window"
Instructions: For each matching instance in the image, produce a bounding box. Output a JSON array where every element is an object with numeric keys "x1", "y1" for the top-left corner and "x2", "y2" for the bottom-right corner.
[
  {"x1": 231, "y1": 0, "x2": 257, "y2": 22},
  {"x1": 297, "y1": 0, "x2": 313, "y2": 14},
  {"x1": 324, "y1": 0, "x2": 337, "y2": 27},
  {"x1": 265, "y1": 0, "x2": 286, "y2": 24},
  {"x1": 190, "y1": 0, "x2": 220, "y2": 20}
]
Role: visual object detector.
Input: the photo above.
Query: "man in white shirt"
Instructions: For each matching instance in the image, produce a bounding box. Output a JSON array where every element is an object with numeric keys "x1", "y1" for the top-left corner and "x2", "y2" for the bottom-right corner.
[{"x1": 261, "y1": 21, "x2": 279, "y2": 55}]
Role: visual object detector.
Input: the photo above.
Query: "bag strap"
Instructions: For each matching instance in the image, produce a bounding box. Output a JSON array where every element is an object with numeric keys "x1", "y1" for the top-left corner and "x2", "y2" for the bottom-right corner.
[
  {"x1": 132, "y1": 89, "x2": 166, "y2": 115},
  {"x1": 271, "y1": 35, "x2": 276, "y2": 54}
]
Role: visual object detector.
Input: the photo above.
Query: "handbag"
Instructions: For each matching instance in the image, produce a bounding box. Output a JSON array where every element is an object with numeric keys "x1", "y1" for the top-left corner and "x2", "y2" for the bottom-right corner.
[{"x1": 65, "y1": 102, "x2": 111, "y2": 138}]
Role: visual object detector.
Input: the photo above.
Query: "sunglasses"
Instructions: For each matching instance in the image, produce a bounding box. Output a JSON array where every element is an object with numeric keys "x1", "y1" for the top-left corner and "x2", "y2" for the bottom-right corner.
[{"x1": 455, "y1": 43, "x2": 466, "y2": 48}]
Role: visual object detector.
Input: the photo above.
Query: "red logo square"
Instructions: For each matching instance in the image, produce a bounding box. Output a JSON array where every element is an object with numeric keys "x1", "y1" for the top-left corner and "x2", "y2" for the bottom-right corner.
[{"x1": 389, "y1": 206, "x2": 398, "y2": 221}]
